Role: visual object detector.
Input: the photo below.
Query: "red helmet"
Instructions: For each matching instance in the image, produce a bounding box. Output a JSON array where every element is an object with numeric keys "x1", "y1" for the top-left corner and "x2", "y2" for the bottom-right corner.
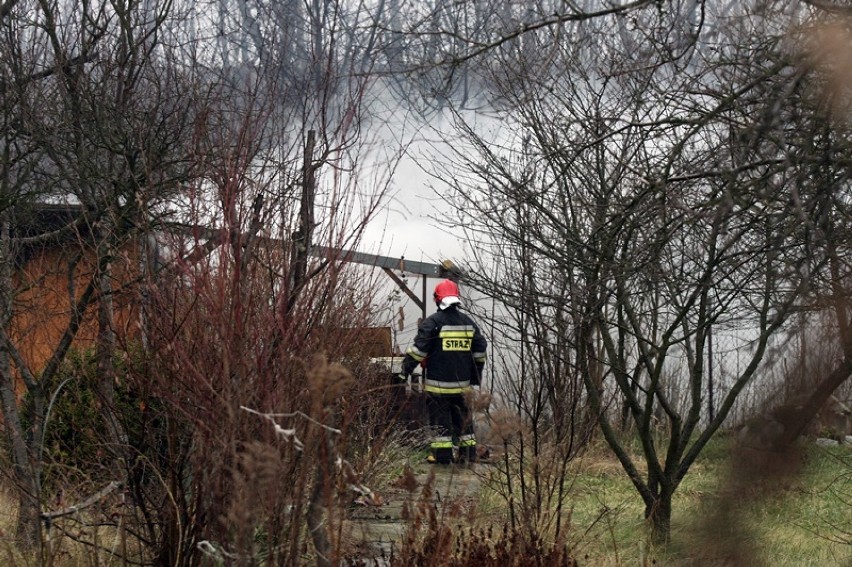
[{"x1": 433, "y1": 279, "x2": 461, "y2": 308}]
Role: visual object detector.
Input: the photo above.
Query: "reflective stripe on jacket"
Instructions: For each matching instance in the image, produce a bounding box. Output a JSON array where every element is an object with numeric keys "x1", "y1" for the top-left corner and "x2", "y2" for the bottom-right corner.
[{"x1": 402, "y1": 305, "x2": 487, "y2": 394}]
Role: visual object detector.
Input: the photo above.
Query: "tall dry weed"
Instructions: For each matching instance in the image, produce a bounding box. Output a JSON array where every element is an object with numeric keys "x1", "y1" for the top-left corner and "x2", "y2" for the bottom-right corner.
[{"x1": 381, "y1": 467, "x2": 577, "y2": 567}]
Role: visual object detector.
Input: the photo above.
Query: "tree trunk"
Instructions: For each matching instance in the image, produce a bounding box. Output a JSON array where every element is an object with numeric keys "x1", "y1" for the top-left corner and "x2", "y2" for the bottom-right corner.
[
  {"x1": 14, "y1": 475, "x2": 41, "y2": 547},
  {"x1": 307, "y1": 428, "x2": 337, "y2": 567},
  {"x1": 645, "y1": 488, "x2": 673, "y2": 546},
  {"x1": 96, "y1": 238, "x2": 130, "y2": 463},
  {"x1": 0, "y1": 360, "x2": 42, "y2": 547},
  {"x1": 0, "y1": 214, "x2": 42, "y2": 548},
  {"x1": 0, "y1": 345, "x2": 43, "y2": 547}
]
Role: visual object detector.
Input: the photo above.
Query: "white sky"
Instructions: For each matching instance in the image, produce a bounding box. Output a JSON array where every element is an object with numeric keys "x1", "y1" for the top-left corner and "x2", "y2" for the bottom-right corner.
[
  {"x1": 350, "y1": 100, "x2": 480, "y2": 349},
  {"x1": 356, "y1": 97, "x2": 470, "y2": 267},
  {"x1": 357, "y1": 153, "x2": 485, "y2": 352},
  {"x1": 359, "y1": 154, "x2": 465, "y2": 264}
]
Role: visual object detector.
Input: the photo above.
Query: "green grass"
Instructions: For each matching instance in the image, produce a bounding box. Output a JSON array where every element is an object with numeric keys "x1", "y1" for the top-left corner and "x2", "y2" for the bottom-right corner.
[{"x1": 553, "y1": 439, "x2": 852, "y2": 566}]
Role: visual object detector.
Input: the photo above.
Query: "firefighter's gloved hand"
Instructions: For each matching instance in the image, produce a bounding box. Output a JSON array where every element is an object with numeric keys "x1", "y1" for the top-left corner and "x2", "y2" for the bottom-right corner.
[{"x1": 396, "y1": 373, "x2": 414, "y2": 396}]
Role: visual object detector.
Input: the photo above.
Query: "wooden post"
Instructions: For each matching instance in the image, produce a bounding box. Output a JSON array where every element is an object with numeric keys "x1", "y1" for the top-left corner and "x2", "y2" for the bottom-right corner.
[{"x1": 288, "y1": 129, "x2": 316, "y2": 312}]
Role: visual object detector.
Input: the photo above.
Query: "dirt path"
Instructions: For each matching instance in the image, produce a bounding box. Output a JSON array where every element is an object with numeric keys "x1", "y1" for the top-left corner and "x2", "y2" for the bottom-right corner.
[{"x1": 345, "y1": 463, "x2": 485, "y2": 564}]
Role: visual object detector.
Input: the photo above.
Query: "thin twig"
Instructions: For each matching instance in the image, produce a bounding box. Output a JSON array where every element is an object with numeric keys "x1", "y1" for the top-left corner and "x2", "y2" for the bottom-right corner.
[{"x1": 42, "y1": 481, "x2": 122, "y2": 520}]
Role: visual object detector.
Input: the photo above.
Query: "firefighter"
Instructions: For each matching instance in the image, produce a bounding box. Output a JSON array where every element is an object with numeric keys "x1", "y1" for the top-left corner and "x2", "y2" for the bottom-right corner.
[{"x1": 402, "y1": 279, "x2": 487, "y2": 464}]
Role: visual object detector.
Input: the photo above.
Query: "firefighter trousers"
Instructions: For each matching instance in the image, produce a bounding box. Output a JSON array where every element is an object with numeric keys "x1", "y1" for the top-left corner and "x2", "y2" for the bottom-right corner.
[{"x1": 427, "y1": 393, "x2": 476, "y2": 464}]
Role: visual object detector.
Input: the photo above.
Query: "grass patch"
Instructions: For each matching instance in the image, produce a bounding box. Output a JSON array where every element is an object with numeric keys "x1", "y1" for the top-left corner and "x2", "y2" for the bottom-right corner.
[
  {"x1": 0, "y1": 436, "x2": 849, "y2": 565},
  {"x1": 556, "y1": 438, "x2": 852, "y2": 565}
]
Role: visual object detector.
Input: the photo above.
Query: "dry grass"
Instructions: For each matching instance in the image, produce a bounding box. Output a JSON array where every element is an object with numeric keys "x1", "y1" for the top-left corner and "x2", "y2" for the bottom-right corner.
[
  {"x1": 0, "y1": 434, "x2": 849, "y2": 566},
  {"x1": 0, "y1": 485, "x2": 129, "y2": 566}
]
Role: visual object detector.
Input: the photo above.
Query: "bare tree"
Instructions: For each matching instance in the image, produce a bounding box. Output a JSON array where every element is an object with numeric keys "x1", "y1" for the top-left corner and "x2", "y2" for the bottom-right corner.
[
  {"x1": 0, "y1": 0, "x2": 211, "y2": 548},
  {"x1": 375, "y1": 0, "x2": 664, "y2": 113},
  {"x1": 420, "y1": 0, "x2": 852, "y2": 545},
  {"x1": 128, "y1": 95, "x2": 396, "y2": 567},
  {"x1": 105, "y1": 1, "x2": 400, "y2": 563},
  {"x1": 0, "y1": 0, "x2": 414, "y2": 563}
]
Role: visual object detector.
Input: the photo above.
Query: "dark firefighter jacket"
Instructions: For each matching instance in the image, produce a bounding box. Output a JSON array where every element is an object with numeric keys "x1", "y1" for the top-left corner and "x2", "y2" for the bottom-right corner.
[{"x1": 402, "y1": 305, "x2": 487, "y2": 394}]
